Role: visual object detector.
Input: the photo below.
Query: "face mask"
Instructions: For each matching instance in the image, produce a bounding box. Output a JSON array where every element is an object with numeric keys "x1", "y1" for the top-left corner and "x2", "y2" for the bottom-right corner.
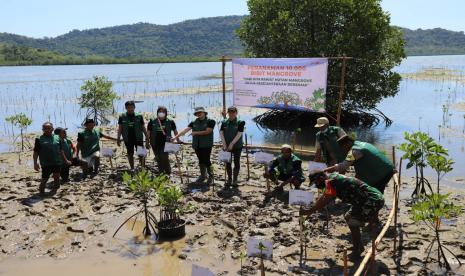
[{"x1": 158, "y1": 112, "x2": 166, "y2": 118}]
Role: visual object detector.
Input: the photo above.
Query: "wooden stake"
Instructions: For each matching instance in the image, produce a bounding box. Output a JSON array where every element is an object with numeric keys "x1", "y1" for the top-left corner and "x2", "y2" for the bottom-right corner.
[
  {"x1": 393, "y1": 158, "x2": 402, "y2": 256},
  {"x1": 109, "y1": 157, "x2": 113, "y2": 169},
  {"x1": 343, "y1": 248, "x2": 348, "y2": 276},
  {"x1": 221, "y1": 55, "x2": 227, "y2": 119},
  {"x1": 299, "y1": 207, "x2": 304, "y2": 267},
  {"x1": 245, "y1": 133, "x2": 250, "y2": 181},
  {"x1": 174, "y1": 152, "x2": 184, "y2": 184},
  {"x1": 370, "y1": 224, "x2": 376, "y2": 275},
  {"x1": 336, "y1": 56, "x2": 348, "y2": 126},
  {"x1": 264, "y1": 165, "x2": 270, "y2": 193}
]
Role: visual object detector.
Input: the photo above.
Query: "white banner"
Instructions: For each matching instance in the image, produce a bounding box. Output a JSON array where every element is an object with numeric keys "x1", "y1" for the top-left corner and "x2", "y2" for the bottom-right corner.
[{"x1": 233, "y1": 58, "x2": 328, "y2": 112}]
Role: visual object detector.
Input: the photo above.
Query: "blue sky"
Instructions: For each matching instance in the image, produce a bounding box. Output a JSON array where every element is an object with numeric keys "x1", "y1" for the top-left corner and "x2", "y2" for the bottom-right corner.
[{"x1": 1, "y1": 0, "x2": 464, "y2": 38}]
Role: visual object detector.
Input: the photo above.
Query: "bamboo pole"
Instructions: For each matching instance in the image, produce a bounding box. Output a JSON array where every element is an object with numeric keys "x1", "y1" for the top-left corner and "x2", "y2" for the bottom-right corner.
[
  {"x1": 336, "y1": 56, "x2": 348, "y2": 126},
  {"x1": 393, "y1": 158, "x2": 402, "y2": 256},
  {"x1": 245, "y1": 134, "x2": 251, "y2": 181},
  {"x1": 354, "y1": 171, "x2": 401, "y2": 276}
]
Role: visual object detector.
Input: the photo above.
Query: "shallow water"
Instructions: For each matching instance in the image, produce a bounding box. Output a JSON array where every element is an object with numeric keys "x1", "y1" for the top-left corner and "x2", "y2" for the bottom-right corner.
[{"x1": 1, "y1": 56, "x2": 465, "y2": 181}]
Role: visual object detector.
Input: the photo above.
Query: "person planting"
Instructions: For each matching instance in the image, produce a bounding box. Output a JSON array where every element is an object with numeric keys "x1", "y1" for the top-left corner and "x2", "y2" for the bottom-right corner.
[
  {"x1": 264, "y1": 144, "x2": 305, "y2": 194},
  {"x1": 301, "y1": 171, "x2": 384, "y2": 259},
  {"x1": 33, "y1": 122, "x2": 62, "y2": 194},
  {"x1": 172, "y1": 107, "x2": 215, "y2": 185},
  {"x1": 220, "y1": 106, "x2": 245, "y2": 187},
  {"x1": 117, "y1": 101, "x2": 149, "y2": 170},
  {"x1": 313, "y1": 117, "x2": 347, "y2": 166},
  {"x1": 147, "y1": 106, "x2": 180, "y2": 175},
  {"x1": 76, "y1": 118, "x2": 116, "y2": 176},
  {"x1": 325, "y1": 135, "x2": 394, "y2": 194},
  {"x1": 55, "y1": 127, "x2": 79, "y2": 182}
]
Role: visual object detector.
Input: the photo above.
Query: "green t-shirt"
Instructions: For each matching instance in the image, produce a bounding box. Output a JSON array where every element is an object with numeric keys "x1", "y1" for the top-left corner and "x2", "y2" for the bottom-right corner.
[
  {"x1": 34, "y1": 134, "x2": 62, "y2": 167},
  {"x1": 78, "y1": 129, "x2": 102, "y2": 158}
]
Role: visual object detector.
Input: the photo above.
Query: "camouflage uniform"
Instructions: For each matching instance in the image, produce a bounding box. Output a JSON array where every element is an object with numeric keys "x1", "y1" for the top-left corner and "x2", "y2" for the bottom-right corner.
[{"x1": 324, "y1": 173, "x2": 384, "y2": 226}]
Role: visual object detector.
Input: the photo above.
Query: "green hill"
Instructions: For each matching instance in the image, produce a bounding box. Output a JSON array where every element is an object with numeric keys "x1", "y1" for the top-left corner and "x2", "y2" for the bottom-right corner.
[{"x1": 1, "y1": 16, "x2": 465, "y2": 65}]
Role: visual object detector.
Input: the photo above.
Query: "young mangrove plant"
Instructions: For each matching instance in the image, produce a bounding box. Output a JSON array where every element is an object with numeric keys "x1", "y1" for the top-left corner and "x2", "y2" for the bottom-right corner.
[
  {"x1": 113, "y1": 169, "x2": 169, "y2": 237},
  {"x1": 5, "y1": 112, "x2": 32, "y2": 151},
  {"x1": 239, "y1": 251, "x2": 247, "y2": 276},
  {"x1": 410, "y1": 193, "x2": 462, "y2": 270},
  {"x1": 399, "y1": 132, "x2": 436, "y2": 197},
  {"x1": 426, "y1": 144, "x2": 454, "y2": 194},
  {"x1": 78, "y1": 75, "x2": 119, "y2": 125},
  {"x1": 257, "y1": 242, "x2": 268, "y2": 276}
]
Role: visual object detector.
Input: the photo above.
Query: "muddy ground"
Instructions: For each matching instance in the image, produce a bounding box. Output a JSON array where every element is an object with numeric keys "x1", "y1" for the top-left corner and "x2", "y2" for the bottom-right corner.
[{"x1": 0, "y1": 143, "x2": 464, "y2": 276}]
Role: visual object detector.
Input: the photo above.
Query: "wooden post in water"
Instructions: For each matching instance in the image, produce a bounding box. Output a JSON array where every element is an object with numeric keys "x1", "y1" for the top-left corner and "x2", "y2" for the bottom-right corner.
[
  {"x1": 221, "y1": 55, "x2": 227, "y2": 119},
  {"x1": 336, "y1": 56, "x2": 348, "y2": 126}
]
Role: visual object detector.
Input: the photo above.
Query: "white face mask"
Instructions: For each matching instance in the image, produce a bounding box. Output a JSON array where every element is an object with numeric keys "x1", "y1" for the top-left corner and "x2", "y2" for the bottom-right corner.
[{"x1": 158, "y1": 112, "x2": 166, "y2": 118}]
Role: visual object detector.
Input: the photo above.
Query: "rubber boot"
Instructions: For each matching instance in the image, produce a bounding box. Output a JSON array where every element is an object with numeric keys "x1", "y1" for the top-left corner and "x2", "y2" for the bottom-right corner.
[
  {"x1": 349, "y1": 226, "x2": 363, "y2": 259},
  {"x1": 206, "y1": 166, "x2": 214, "y2": 185},
  {"x1": 94, "y1": 157, "x2": 100, "y2": 174},
  {"x1": 226, "y1": 165, "x2": 232, "y2": 187},
  {"x1": 195, "y1": 164, "x2": 206, "y2": 184},
  {"x1": 39, "y1": 181, "x2": 46, "y2": 194},
  {"x1": 232, "y1": 167, "x2": 240, "y2": 187}
]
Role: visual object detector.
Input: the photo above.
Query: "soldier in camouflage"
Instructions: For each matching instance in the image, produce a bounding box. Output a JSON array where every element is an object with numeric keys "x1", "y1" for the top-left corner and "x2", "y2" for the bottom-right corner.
[{"x1": 301, "y1": 171, "x2": 384, "y2": 259}]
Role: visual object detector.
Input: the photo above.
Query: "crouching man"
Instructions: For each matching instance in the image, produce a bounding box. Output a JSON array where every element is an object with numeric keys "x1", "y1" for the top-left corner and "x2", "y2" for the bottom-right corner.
[
  {"x1": 300, "y1": 171, "x2": 384, "y2": 259},
  {"x1": 76, "y1": 118, "x2": 116, "y2": 177},
  {"x1": 264, "y1": 144, "x2": 305, "y2": 194}
]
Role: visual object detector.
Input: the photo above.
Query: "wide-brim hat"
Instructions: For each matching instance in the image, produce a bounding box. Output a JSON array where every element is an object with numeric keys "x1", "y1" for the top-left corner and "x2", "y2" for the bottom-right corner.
[
  {"x1": 314, "y1": 117, "x2": 329, "y2": 128},
  {"x1": 194, "y1": 107, "x2": 208, "y2": 115},
  {"x1": 281, "y1": 144, "x2": 293, "y2": 151}
]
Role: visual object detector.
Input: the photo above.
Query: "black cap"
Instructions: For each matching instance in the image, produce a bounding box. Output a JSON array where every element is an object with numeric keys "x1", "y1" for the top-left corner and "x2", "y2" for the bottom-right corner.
[
  {"x1": 54, "y1": 127, "x2": 68, "y2": 135},
  {"x1": 84, "y1": 118, "x2": 95, "y2": 125},
  {"x1": 227, "y1": 106, "x2": 238, "y2": 112},
  {"x1": 125, "y1": 101, "x2": 136, "y2": 108}
]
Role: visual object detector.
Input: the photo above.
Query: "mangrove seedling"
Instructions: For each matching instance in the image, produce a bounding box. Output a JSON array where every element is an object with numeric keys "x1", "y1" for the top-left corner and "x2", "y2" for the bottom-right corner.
[
  {"x1": 257, "y1": 242, "x2": 268, "y2": 276},
  {"x1": 5, "y1": 112, "x2": 32, "y2": 151},
  {"x1": 399, "y1": 132, "x2": 436, "y2": 197},
  {"x1": 239, "y1": 251, "x2": 247, "y2": 276},
  {"x1": 410, "y1": 193, "x2": 462, "y2": 270},
  {"x1": 113, "y1": 169, "x2": 168, "y2": 237},
  {"x1": 78, "y1": 75, "x2": 119, "y2": 125},
  {"x1": 157, "y1": 184, "x2": 192, "y2": 223},
  {"x1": 426, "y1": 145, "x2": 454, "y2": 193}
]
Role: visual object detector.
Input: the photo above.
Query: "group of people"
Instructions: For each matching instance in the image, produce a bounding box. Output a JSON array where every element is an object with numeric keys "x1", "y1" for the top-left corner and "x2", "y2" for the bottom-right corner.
[
  {"x1": 33, "y1": 101, "x2": 245, "y2": 192},
  {"x1": 33, "y1": 103, "x2": 394, "y2": 258}
]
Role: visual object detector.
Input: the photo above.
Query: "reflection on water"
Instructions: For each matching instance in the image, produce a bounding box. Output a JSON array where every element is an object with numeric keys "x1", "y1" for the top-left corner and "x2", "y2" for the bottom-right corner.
[{"x1": 1, "y1": 56, "x2": 465, "y2": 181}]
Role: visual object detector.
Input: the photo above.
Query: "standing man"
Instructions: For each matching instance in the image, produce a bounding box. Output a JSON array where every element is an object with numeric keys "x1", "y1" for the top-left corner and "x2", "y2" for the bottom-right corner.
[
  {"x1": 264, "y1": 144, "x2": 305, "y2": 193},
  {"x1": 314, "y1": 117, "x2": 346, "y2": 166},
  {"x1": 33, "y1": 122, "x2": 62, "y2": 194},
  {"x1": 301, "y1": 171, "x2": 384, "y2": 258},
  {"x1": 76, "y1": 118, "x2": 116, "y2": 176},
  {"x1": 55, "y1": 127, "x2": 77, "y2": 182},
  {"x1": 117, "y1": 101, "x2": 149, "y2": 170},
  {"x1": 172, "y1": 107, "x2": 216, "y2": 185},
  {"x1": 220, "y1": 106, "x2": 245, "y2": 187},
  {"x1": 325, "y1": 135, "x2": 394, "y2": 194},
  {"x1": 147, "y1": 106, "x2": 180, "y2": 175}
]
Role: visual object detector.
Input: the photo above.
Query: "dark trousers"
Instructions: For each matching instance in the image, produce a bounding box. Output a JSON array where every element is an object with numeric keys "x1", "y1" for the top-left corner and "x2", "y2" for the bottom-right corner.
[
  {"x1": 152, "y1": 147, "x2": 171, "y2": 175},
  {"x1": 226, "y1": 148, "x2": 242, "y2": 176},
  {"x1": 373, "y1": 170, "x2": 394, "y2": 194},
  {"x1": 195, "y1": 147, "x2": 212, "y2": 167},
  {"x1": 60, "y1": 165, "x2": 70, "y2": 181}
]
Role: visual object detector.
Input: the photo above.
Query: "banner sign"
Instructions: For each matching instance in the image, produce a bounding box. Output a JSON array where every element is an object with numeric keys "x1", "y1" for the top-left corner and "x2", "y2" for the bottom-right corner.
[{"x1": 232, "y1": 58, "x2": 328, "y2": 112}]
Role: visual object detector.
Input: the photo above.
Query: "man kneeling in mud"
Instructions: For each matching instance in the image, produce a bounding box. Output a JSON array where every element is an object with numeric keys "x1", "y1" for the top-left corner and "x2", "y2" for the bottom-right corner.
[
  {"x1": 264, "y1": 144, "x2": 305, "y2": 196},
  {"x1": 75, "y1": 119, "x2": 116, "y2": 177},
  {"x1": 300, "y1": 171, "x2": 384, "y2": 259}
]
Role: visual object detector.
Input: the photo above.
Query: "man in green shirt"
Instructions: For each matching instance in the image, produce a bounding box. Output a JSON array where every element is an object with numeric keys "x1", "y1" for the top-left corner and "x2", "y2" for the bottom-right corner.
[
  {"x1": 325, "y1": 135, "x2": 395, "y2": 194},
  {"x1": 33, "y1": 122, "x2": 63, "y2": 194},
  {"x1": 264, "y1": 144, "x2": 305, "y2": 194},
  {"x1": 314, "y1": 117, "x2": 346, "y2": 166},
  {"x1": 55, "y1": 127, "x2": 78, "y2": 182},
  {"x1": 172, "y1": 107, "x2": 216, "y2": 185},
  {"x1": 301, "y1": 171, "x2": 384, "y2": 258},
  {"x1": 76, "y1": 118, "x2": 116, "y2": 176},
  {"x1": 220, "y1": 106, "x2": 245, "y2": 187},
  {"x1": 117, "y1": 101, "x2": 149, "y2": 170}
]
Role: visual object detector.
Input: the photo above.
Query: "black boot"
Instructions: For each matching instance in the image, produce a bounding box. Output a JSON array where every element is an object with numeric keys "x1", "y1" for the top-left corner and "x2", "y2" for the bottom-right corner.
[
  {"x1": 226, "y1": 165, "x2": 232, "y2": 187},
  {"x1": 206, "y1": 165, "x2": 214, "y2": 185},
  {"x1": 195, "y1": 164, "x2": 206, "y2": 184},
  {"x1": 232, "y1": 167, "x2": 240, "y2": 187}
]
